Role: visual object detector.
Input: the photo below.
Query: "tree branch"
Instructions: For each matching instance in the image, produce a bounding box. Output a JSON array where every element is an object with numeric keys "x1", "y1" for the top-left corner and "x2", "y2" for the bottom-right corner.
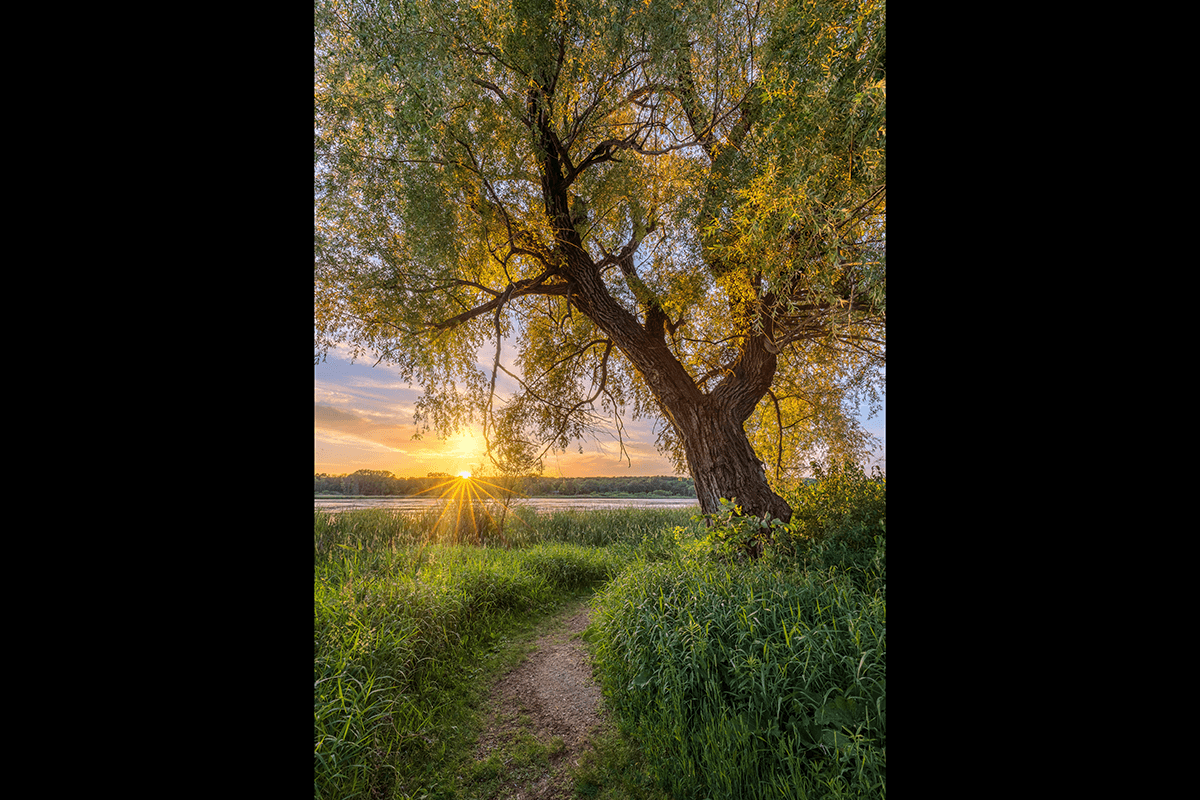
[
  {"x1": 769, "y1": 389, "x2": 783, "y2": 477},
  {"x1": 431, "y1": 274, "x2": 569, "y2": 332},
  {"x1": 496, "y1": 339, "x2": 617, "y2": 465}
]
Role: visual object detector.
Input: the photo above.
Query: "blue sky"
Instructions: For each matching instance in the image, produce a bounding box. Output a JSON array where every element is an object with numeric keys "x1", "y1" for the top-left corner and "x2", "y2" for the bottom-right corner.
[{"x1": 315, "y1": 343, "x2": 885, "y2": 478}]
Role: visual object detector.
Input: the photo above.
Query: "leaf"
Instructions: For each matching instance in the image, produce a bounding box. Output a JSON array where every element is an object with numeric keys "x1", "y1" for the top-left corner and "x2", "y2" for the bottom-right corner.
[
  {"x1": 815, "y1": 694, "x2": 857, "y2": 727},
  {"x1": 630, "y1": 667, "x2": 655, "y2": 690}
]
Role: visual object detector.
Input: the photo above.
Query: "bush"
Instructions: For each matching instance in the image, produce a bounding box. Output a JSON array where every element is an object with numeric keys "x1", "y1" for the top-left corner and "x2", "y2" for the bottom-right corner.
[
  {"x1": 683, "y1": 459, "x2": 885, "y2": 577},
  {"x1": 782, "y1": 459, "x2": 886, "y2": 549},
  {"x1": 764, "y1": 460, "x2": 887, "y2": 594}
]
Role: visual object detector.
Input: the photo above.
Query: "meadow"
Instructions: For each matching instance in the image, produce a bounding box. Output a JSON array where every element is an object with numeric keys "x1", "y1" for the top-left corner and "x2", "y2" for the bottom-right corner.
[{"x1": 314, "y1": 464, "x2": 886, "y2": 799}]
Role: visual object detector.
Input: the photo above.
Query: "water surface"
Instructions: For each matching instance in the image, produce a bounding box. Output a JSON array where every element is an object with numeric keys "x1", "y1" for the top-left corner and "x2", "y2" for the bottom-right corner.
[{"x1": 314, "y1": 496, "x2": 699, "y2": 514}]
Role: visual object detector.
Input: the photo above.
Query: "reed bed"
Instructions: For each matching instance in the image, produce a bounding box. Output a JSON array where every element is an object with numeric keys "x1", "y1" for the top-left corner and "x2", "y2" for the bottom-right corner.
[{"x1": 313, "y1": 502, "x2": 687, "y2": 552}]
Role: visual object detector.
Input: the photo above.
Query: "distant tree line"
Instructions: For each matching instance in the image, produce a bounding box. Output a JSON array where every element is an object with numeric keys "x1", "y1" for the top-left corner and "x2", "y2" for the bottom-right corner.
[{"x1": 314, "y1": 469, "x2": 696, "y2": 498}]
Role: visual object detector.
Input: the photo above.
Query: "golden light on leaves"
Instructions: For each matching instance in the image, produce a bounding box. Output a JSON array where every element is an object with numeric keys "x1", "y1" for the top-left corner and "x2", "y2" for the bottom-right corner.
[{"x1": 316, "y1": 0, "x2": 885, "y2": 495}]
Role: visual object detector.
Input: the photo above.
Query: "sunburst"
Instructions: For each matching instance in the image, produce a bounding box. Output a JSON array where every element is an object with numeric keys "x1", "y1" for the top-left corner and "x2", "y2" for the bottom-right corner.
[{"x1": 409, "y1": 472, "x2": 530, "y2": 545}]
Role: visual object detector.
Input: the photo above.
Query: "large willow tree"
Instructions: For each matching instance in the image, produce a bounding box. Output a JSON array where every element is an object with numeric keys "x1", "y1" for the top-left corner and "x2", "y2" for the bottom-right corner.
[{"x1": 315, "y1": 0, "x2": 885, "y2": 522}]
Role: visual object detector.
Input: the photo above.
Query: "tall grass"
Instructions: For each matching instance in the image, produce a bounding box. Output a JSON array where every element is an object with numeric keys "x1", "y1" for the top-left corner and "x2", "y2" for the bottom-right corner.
[
  {"x1": 313, "y1": 505, "x2": 692, "y2": 799},
  {"x1": 313, "y1": 502, "x2": 688, "y2": 552},
  {"x1": 314, "y1": 470, "x2": 886, "y2": 800},
  {"x1": 589, "y1": 464, "x2": 887, "y2": 799},
  {"x1": 590, "y1": 556, "x2": 886, "y2": 798}
]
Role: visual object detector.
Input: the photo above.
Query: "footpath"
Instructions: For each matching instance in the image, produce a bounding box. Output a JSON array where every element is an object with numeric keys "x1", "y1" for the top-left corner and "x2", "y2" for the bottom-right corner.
[{"x1": 466, "y1": 597, "x2": 609, "y2": 800}]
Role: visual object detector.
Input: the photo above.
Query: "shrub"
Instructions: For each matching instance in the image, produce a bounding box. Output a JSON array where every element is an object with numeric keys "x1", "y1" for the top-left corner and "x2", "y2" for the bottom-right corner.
[
  {"x1": 684, "y1": 459, "x2": 885, "y2": 576},
  {"x1": 764, "y1": 460, "x2": 887, "y2": 594},
  {"x1": 782, "y1": 459, "x2": 886, "y2": 551}
]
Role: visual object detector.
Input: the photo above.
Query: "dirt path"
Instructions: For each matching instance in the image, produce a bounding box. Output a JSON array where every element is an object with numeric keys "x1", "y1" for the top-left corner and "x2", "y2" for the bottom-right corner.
[{"x1": 470, "y1": 598, "x2": 608, "y2": 799}]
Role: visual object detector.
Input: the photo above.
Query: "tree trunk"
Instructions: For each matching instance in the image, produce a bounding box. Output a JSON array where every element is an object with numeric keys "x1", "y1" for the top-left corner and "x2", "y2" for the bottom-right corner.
[
  {"x1": 557, "y1": 241, "x2": 793, "y2": 527},
  {"x1": 670, "y1": 401, "x2": 794, "y2": 524},
  {"x1": 529, "y1": 111, "x2": 793, "y2": 529},
  {"x1": 567, "y1": 276, "x2": 793, "y2": 526}
]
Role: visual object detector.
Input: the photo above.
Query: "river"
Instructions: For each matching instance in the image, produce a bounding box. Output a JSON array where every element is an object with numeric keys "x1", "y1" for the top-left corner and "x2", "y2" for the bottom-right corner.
[{"x1": 314, "y1": 496, "x2": 699, "y2": 514}]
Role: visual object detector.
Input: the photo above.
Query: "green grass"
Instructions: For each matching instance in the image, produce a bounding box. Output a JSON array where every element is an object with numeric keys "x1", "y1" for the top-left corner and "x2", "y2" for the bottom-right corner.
[
  {"x1": 587, "y1": 465, "x2": 886, "y2": 799},
  {"x1": 315, "y1": 470, "x2": 885, "y2": 799},
  {"x1": 589, "y1": 552, "x2": 886, "y2": 799},
  {"x1": 314, "y1": 506, "x2": 691, "y2": 800}
]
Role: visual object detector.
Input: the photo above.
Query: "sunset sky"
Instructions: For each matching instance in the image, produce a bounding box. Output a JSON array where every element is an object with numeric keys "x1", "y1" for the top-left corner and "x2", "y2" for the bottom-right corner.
[{"x1": 315, "y1": 343, "x2": 885, "y2": 479}]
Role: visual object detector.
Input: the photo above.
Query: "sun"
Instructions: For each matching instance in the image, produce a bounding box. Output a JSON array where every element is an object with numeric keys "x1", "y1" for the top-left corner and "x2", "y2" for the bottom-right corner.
[{"x1": 458, "y1": 470, "x2": 472, "y2": 479}]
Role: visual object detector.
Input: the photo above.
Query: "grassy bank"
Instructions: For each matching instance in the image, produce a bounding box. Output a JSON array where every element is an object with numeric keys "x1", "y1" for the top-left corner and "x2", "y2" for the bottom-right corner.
[
  {"x1": 587, "y1": 463, "x2": 886, "y2": 799},
  {"x1": 314, "y1": 505, "x2": 687, "y2": 799},
  {"x1": 315, "y1": 465, "x2": 885, "y2": 799},
  {"x1": 589, "y1": 551, "x2": 886, "y2": 798}
]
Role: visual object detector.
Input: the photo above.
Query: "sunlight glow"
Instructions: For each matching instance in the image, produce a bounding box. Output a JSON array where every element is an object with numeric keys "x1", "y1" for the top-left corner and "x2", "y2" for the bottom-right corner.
[{"x1": 402, "y1": 472, "x2": 529, "y2": 547}]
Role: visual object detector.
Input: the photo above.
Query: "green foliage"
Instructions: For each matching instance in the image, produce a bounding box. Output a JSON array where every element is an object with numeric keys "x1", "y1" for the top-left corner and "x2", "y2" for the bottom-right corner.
[
  {"x1": 314, "y1": 473, "x2": 888, "y2": 799},
  {"x1": 315, "y1": 0, "x2": 886, "y2": 488},
  {"x1": 784, "y1": 460, "x2": 886, "y2": 547},
  {"x1": 590, "y1": 550, "x2": 886, "y2": 799},
  {"x1": 685, "y1": 497, "x2": 783, "y2": 562},
  {"x1": 686, "y1": 453, "x2": 880, "y2": 540},
  {"x1": 772, "y1": 459, "x2": 886, "y2": 592},
  {"x1": 313, "y1": 506, "x2": 692, "y2": 799},
  {"x1": 685, "y1": 458, "x2": 885, "y2": 583}
]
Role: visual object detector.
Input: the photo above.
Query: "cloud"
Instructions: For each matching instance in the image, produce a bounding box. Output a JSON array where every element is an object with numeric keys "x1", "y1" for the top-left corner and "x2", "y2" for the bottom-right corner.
[
  {"x1": 539, "y1": 416, "x2": 681, "y2": 477},
  {"x1": 314, "y1": 402, "x2": 418, "y2": 454},
  {"x1": 316, "y1": 345, "x2": 884, "y2": 477},
  {"x1": 314, "y1": 404, "x2": 366, "y2": 426}
]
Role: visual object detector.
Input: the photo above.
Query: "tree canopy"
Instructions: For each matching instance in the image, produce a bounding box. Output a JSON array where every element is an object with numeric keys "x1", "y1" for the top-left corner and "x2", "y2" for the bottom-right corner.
[{"x1": 315, "y1": 0, "x2": 885, "y2": 522}]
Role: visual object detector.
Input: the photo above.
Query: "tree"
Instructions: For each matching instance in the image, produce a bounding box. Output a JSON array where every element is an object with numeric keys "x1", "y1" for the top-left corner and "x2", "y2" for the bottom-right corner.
[{"x1": 315, "y1": 0, "x2": 885, "y2": 524}]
